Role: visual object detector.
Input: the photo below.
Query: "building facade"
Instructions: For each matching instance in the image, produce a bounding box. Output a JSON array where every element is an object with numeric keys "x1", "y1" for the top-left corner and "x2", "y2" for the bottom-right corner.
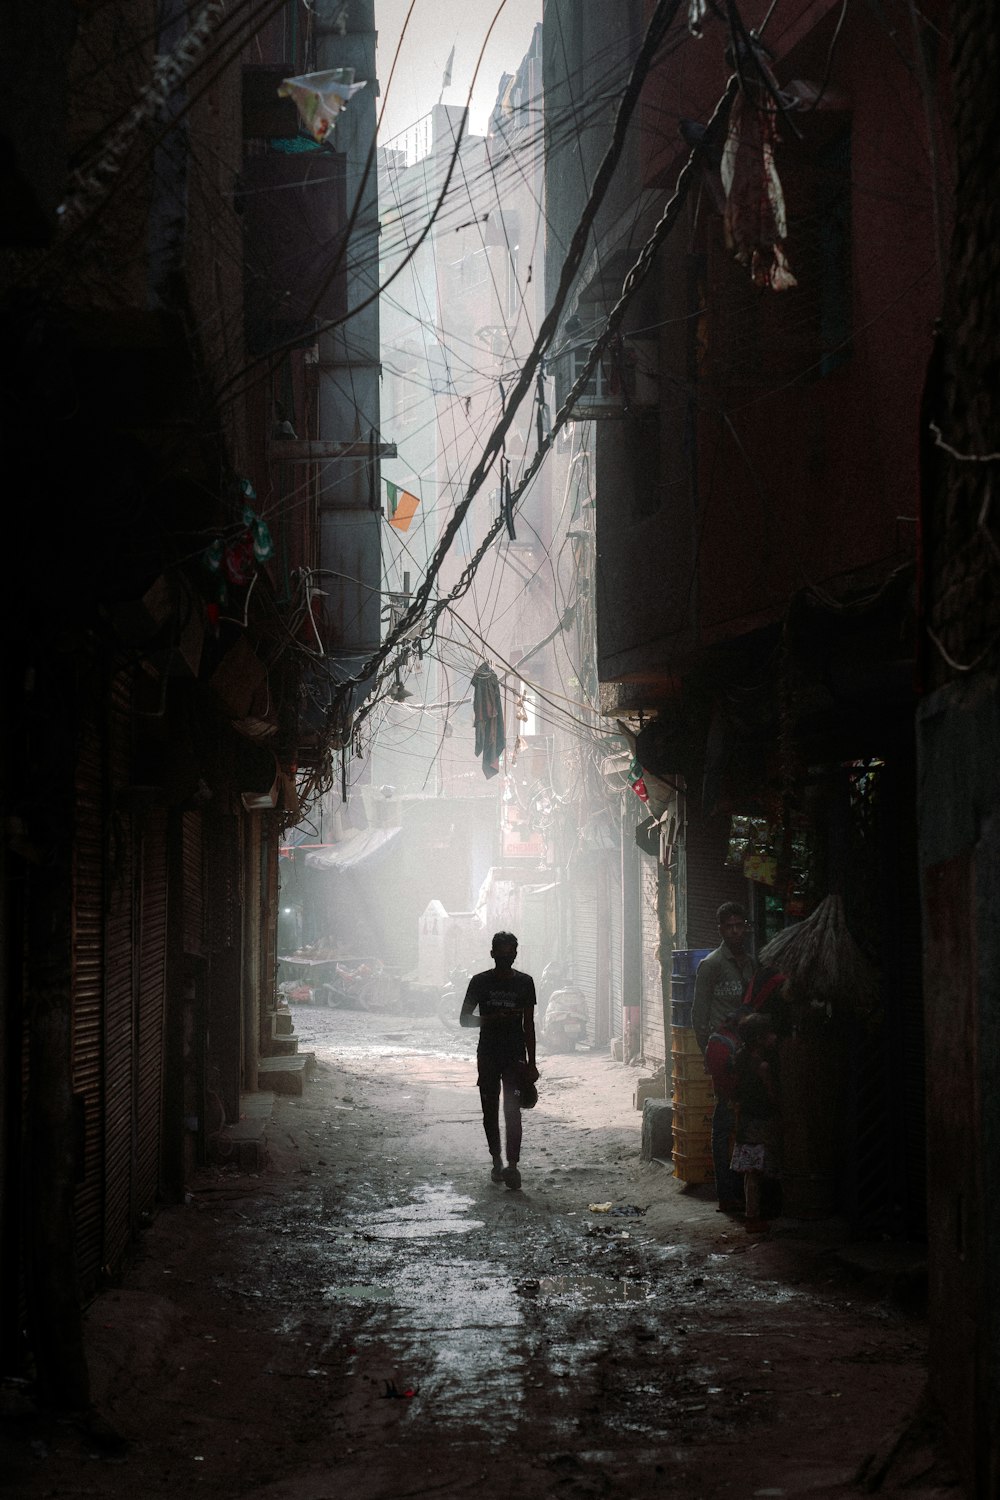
[
  {"x1": 0, "y1": 0, "x2": 382, "y2": 1401},
  {"x1": 543, "y1": 0, "x2": 947, "y2": 1226}
]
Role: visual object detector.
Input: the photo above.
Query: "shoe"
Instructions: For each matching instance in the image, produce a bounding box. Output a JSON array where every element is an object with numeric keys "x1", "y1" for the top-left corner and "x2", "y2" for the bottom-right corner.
[
  {"x1": 717, "y1": 1200, "x2": 745, "y2": 1215},
  {"x1": 491, "y1": 1161, "x2": 504, "y2": 1183},
  {"x1": 502, "y1": 1164, "x2": 521, "y2": 1190},
  {"x1": 744, "y1": 1218, "x2": 769, "y2": 1235}
]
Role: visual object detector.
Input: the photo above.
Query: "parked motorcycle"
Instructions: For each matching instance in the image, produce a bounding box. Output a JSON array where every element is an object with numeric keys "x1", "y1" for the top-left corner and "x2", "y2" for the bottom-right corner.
[
  {"x1": 314, "y1": 960, "x2": 377, "y2": 1010},
  {"x1": 537, "y1": 958, "x2": 568, "y2": 1030},
  {"x1": 541, "y1": 985, "x2": 588, "y2": 1052},
  {"x1": 436, "y1": 967, "x2": 471, "y2": 1031}
]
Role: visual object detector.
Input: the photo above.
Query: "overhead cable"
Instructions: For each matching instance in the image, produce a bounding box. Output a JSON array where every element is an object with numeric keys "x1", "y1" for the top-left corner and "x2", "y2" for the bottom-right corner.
[
  {"x1": 335, "y1": 0, "x2": 691, "y2": 724},
  {"x1": 351, "y1": 65, "x2": 742, "y2": 743}
]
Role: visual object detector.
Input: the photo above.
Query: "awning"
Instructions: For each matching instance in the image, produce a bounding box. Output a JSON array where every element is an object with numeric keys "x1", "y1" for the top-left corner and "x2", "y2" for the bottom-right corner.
[{"x1": 303, "y1": 826, "x2": 402, "y2": 871}]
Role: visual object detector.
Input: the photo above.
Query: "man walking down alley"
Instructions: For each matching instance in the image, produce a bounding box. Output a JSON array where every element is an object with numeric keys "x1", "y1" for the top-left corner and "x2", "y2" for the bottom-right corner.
[
  {"x1": 460, "y1": 931, "x2": 539, "y2": 1189},
  {"x1": 693, "y1": 903, "x2": 757, "y2": 1212}
]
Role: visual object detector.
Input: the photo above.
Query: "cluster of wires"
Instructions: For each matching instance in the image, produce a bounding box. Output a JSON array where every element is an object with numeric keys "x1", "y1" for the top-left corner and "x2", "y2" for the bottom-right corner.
[
  {"x1": 25, "y1": 0, "x2": 950, "y2": 819},
  {"x1": 335, "y1": 0, "x2": 698, "y2": 711},
  {"x1": 343, "y1": 101, "x2": 742, "y2": 808},
  {"x1": 354, "y1": 0, "x2": 947, "y2": 741}
]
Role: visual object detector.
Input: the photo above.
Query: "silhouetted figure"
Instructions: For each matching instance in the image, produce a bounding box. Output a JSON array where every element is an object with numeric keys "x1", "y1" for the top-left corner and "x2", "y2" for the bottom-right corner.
[{"x1": 460, "y1": 931, "x2": 539, "y2": 1190}]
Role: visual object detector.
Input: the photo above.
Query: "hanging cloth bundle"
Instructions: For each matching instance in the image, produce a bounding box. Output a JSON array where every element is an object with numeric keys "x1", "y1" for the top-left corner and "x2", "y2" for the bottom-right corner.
[
  {"x1": 497, "y1": 379, "x2": 516, "y2": 541},
  {"x1": 535, "y1": 362, "x2": 548, "y2": 452},
  {"x1": 502, "y1": 459, "x2": 515, "y2": 541},
  {"x1": 471, "y1": 663, "x2": 506, "y2": 779},
  {"x1": 719, "y1": 34, "x2": 797, "y2": 291}
]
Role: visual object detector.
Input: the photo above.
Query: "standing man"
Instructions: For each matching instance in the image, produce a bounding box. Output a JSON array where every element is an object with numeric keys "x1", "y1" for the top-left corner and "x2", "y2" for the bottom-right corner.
[
  {"x1": 693, "y1": 902, "x2": 757, "y2": 1213},
  {"x1": 460, "y1": 932, "x2": 539, "y2": 1190}
]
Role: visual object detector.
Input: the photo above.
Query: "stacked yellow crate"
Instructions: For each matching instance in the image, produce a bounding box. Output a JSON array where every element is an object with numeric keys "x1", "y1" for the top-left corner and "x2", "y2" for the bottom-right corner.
[
  {"x1": 670, "y1": 949, "x2": 715, "y2": 1184},
  {"x1": 671, "y1": 1033, "x2": 714, "y2": 1182}
]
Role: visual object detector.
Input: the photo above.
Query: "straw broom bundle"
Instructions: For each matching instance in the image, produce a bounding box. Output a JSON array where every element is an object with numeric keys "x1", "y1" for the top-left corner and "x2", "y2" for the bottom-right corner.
[{"x1": 758, "y1": 893, "x2": 880, "y2": 1023}]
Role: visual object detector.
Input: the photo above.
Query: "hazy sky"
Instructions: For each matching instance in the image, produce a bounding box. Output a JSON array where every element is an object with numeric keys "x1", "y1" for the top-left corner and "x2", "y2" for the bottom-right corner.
[{"x1": 374, "y1": 0, "x2": 543, "y2": 143}]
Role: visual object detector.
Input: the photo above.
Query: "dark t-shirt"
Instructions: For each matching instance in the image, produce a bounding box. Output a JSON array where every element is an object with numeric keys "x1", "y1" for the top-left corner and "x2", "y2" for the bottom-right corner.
[
  {"x1": 733, "y1": 1049, "x2": 780, "y2": 1125},
  {"x1": 462, "y1": 967, "x2": 536, "y2": 1060}
]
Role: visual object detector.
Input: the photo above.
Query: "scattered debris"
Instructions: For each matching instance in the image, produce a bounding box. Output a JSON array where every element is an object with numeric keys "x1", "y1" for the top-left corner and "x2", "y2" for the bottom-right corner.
[{"x1": 381, "y1": 1380, "x2": 418, "y2": 1399}]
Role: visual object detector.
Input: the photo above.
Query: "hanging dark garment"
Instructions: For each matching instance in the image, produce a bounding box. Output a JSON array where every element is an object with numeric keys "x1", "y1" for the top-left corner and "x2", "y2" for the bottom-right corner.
[
  {"x1": 471, "y1": 664, "x2": 505, "y2": 778},
  {"x1": 503, "y1": 464, "x2": 516, "y2": 541}
]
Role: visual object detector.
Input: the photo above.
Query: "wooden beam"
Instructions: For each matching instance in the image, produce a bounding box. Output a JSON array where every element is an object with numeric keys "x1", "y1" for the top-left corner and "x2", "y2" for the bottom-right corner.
[{"x1": 267, "y1": 440, "x2": 397, "y2": 462}]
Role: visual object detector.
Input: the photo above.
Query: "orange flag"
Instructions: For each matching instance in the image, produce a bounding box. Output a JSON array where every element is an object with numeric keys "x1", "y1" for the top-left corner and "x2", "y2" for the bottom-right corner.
[{"x1": 386, "y1": 480, "x2": 420, "y2": 532}]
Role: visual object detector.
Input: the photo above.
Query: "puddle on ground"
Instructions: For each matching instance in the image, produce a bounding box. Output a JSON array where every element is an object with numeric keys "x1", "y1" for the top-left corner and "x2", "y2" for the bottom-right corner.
[
  {"x1": 323, "y1": 1283, "x2": 395, "y2": 1304},
  {"x1": 357, "y1": 1182, "x2": 483, "y2": 1240},
  {"x1": 518, "y1": 1274, "x2": 654, "y2": 1305},
  {"x1": 362, "y1": 1218, "x2": 484, "y2": 1239},
  {"x1": 300, "y1": 1039, "x2": 475, "y2": 1065}
]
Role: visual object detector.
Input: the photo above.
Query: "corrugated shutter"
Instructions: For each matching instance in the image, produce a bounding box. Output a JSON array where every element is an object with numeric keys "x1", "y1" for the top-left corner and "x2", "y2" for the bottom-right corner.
[
  {"x1": 593, "y1": 865, "x2": 610, "y2": 1052},
  {"x1": 208, "y1": 814, "x2": 241, "y2": 956},
  {"x1": 888, "y1": 765, "x2": 926, "y2": 1237},
  {"x1": 244, "y1": 814, "x2": 263, "y2": 1070},
  {"x1": 845, "y1": 759, "x2": 926, "y2": 1235},
  {"x1": 71, "y1": 713, "x2": 105, "y2": 1292},
  {"x1": 684, "y1": 802, "x2": 748, "y2": 948},
  {"x1": 182, "y1": 811, "x2": 204, "y2": 956},
  {"x1": 639, "y1": 858, "x2": 666, "y2": 1066},
  {"x1": 136, "y1": 808, "x2": 168, "y2": 1215},
  {"x1": 609, "y1": 859, "x2": 623, "y2": 1047},
  {"x1": 260, "y1": 819, "x2": 278, "y2": 1030},
  {"x1": 103, "y1": 672, "x2": 135, "y2": 1274},
  {"x1": 570, "y1": 868, "x2": 599, "y2": 1047}
]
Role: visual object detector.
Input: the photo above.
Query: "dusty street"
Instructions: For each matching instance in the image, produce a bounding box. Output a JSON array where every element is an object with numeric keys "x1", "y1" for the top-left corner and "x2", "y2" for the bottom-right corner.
[{"x1": 4, "y1": 1010, "x2": 958, "y2": 1499}]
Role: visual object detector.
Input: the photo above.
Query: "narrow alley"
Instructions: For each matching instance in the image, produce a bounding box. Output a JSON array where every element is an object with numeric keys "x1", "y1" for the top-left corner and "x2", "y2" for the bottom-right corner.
[
  {"x1": 3, "y1": 0, "x2": 998, "y2": 1492},
  {"x1": 5, "y1": 1007, "x2": 954, "y2": 1500}
]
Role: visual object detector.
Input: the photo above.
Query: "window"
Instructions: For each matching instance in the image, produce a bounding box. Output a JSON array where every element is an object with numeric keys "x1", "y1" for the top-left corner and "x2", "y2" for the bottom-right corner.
[
  {"x1": 392, "y1": 363, "x2": 422, "y2": 426},
  {"x1": 461, "y1": 249, "x2": 488, "y2": 288},
  {"x1": 570, "y1": 344, "x2": 612, "y2": 404},
  {"x1": 507, "y1": 243, "x2": 520, "y2": 317}
]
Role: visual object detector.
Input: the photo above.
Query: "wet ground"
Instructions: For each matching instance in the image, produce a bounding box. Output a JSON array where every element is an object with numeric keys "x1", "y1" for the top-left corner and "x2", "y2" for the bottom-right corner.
[{"x1": 2, "y1": 1009, "x2": 961, "y2": 1498}]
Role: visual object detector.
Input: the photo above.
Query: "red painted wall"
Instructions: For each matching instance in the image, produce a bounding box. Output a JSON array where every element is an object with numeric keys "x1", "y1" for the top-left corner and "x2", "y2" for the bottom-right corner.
[{"x1": 635, "y1": 0, "x2": 949, "y2": 656}]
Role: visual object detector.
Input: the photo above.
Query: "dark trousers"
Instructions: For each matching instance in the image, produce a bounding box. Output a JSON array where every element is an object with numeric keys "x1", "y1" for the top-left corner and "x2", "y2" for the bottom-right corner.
[
  {"x1": 478, "y1": 1053, "x2": 523, "y2": 1164},
  {"x1": 712, "y1": 1095, "x2": 744, "y2": 1206}
]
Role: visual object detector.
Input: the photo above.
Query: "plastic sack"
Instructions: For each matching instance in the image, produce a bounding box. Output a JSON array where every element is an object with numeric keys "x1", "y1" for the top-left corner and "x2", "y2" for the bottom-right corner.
[{"x1": 278, "y1": 68, "x2": 367, "y2": 143}]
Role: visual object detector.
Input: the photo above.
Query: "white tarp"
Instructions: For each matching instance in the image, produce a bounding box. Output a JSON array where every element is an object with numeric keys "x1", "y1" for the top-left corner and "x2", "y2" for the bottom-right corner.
[{"x1": 303, "y1": 826, "x2": 401, "y2": 872}]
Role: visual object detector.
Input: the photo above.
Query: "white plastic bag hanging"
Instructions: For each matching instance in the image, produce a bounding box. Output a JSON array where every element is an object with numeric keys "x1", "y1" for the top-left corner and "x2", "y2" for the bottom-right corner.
[{"x1": 278, "y1": 68, "x2": 367, "y2": 143}]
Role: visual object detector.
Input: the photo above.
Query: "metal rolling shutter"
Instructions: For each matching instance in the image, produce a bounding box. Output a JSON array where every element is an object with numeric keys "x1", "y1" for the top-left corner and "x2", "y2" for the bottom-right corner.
[
  {"x1": 136, "y1": 809, "x2": 168, "y2": 1216},
  {"x1": 208, "y1": 813, "x2": 243, "y2": 1117},
  {"x1": 245, "y1": 814, "x2": 263, "y2": 1071},
  {"x1": 639, "y1": 857, "x2": 665, "y2": 1066},
  {"x1": 182, "y1": 811, "x2": 205, "y2": 957},
  {"x1": 609, "y1": 859, "x2": 623, "y2": 1047},
  {"x1": 845, "y1": 759, "x2": 926, "y2": 1236},
  {"x1": 593, "y1": 875, "x2": 610, "y2": 1052},
  {"x1": 260, "y1": 819, "x2": 278, "y2": 1031},
  {"x1": 684, "y1": 803, "x2": 748, "y2": 948},
  {"x1": 889, "y1": 765, "x2": 927, "y2": 1237},
  {"x1": 570, "y1": 868, "x2": 599, "y2": 1047},
  {"x1": 71, "y1": 716, "x2": 105, "y2": 1292},
  {"x1": 103, "y1": 673, "x2": 135, "y2": 1274}
]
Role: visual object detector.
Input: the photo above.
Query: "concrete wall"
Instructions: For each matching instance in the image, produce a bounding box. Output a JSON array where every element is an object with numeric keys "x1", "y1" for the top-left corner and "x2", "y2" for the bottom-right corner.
[
  {"x1": 917, "y1": 678, "x2": 1000, "y2": 1497},
  {"x1": 587, "y1": 0, "x2": 943, "y2": 686}
]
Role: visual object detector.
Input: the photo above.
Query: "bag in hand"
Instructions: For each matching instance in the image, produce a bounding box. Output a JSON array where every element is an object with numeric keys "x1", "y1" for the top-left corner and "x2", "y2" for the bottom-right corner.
[{"x1": 514, "y1": 1059, "x2": 539, "y2": 1109}]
